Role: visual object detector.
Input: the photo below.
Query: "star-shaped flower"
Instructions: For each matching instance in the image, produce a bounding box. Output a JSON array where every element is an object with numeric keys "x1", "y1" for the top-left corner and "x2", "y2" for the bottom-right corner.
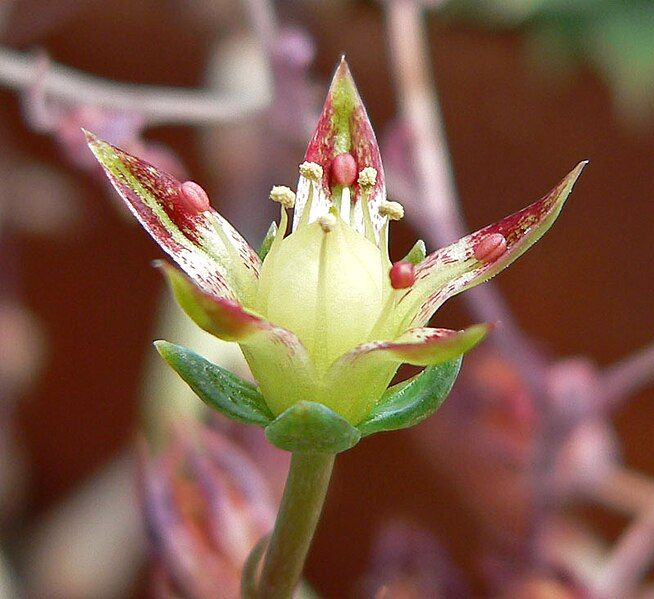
[{"x1": 85, "y1": 59, "x2": 585, "y2": 430}]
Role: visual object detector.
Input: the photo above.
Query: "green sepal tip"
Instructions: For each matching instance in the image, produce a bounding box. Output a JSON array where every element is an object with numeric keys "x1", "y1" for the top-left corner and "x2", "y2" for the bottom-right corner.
[
  {"x1": 401, "y1": 239, "x2": 427, "y2": 265},
  {"x1": 265, "y1": 400, "x2": 361, "y2": 453},
  {"x1": 356, "y1": 357, "x2": 462, "y2": 437},
  {"x1": 155, "y1": 340, "x2": 273, "y2": 426},
  {"x1": 258, "y1": 221, "x2": 278, "y2": 261}
]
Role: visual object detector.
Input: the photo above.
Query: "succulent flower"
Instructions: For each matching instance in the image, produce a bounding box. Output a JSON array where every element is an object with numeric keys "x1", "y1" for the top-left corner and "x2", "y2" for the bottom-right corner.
[{"x1": 85, "y1": 59, "x2": 584, "y2": 444}]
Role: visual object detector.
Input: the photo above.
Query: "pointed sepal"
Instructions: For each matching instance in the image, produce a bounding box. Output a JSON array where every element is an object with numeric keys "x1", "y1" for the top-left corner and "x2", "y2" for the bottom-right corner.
[
  {"x1": 357, "y1": 358, "x2": 461, "y2": 437},
  {"x1": 264, "y1": 401, "x2": 361, "y2": 453},
  {"x1": 335, "y1": 324, "x2": 490, "y2": 369},
  {"x1": 85, "y1": 131, "x2": 260, "y2": 301},
  {"x1": 155, "y1": 341, "x2": 273, "y2": 426},
  {"x1": 293, "y1": 59, "x2": 386, "y2": 240},
  {"x1": 257, "y1": 221, "x2": 278, "y2": 261},
  {"x1": 399, "y1": 162, "x2": 587, "y2": 326},
  {"x1": 159, "y1": 262, "x2": 263, "y2": 342}
]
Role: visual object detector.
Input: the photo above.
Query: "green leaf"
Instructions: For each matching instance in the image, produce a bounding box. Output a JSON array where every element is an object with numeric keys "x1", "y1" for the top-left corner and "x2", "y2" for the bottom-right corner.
[
  {"x1": 357, "y1": 357, "x2": 462, "y2": 436},
  {"x1": 265, "y1": 401, "x2": 361, "y2": 453},
  {"x1": 155, "y1": 340, "x2": 273, "y2": 426}
]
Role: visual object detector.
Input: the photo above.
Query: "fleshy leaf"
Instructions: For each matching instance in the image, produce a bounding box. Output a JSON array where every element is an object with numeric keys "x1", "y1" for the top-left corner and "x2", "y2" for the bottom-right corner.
[
  {"x1": 155, "y1": 341, "x2": 273, "y2": 426},
  {"x1": 264, "y1": 400, "x2": 361, "y2": 453},
  {"x1": 292, "y1": 58, "x2": 386, "y2": 241},
  {"x1": 357, "y1": 358, "x2": 462, "y2": 436},
  {"x1": 85, "y1": 131, "x2": 260, "y2": 302},
  {"x1": 398, "y1": 162, "x2": 587, "y2": 327}
]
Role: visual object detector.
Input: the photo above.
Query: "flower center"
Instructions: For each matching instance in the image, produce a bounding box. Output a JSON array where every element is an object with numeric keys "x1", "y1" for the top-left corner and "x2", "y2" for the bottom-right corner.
[{"x1": 256, "y1": 217, "x2": 384, "y2": 373}]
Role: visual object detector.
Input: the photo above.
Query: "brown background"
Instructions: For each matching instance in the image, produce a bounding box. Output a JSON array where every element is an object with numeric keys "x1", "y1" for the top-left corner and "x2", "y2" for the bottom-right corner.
[{"x1": 2, "y1": 1, "x2": 653, "y2": 595}]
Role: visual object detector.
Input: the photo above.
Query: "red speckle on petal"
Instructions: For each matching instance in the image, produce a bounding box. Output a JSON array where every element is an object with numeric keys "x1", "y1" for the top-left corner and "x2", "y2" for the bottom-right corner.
[
  {"x1": 331, "y1": 153, "x2": 357, "y2": 186},
  {"x1": 473, "y1": 233, "x2": 507, "y2": 263},
  {"x1": 180, "y1": 181, "x2": 211, "y2": 214},
  {"x1": 390, "y1": 261, "x2": 416, "y2": 289}
]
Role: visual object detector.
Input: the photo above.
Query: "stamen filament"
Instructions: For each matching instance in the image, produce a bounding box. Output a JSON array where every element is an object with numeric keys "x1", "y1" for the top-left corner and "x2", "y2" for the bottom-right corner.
[
  {"x1": 298, "y1": 181, "x2": 315, "y2": 228},
  {"x1": 360, "y1": 187, "x2": 376, "y2": 243}
]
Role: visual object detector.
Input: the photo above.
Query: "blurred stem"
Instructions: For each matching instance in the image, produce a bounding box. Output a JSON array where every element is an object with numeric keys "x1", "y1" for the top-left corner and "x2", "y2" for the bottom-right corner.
[
  {"x1": 0, "y1": 46, "x2": 267, "y2": 126},
  {"x1": 254, "y1": 452, "x2": 335, "y2": 598},
  {"x1": 384, "y1": 0, "x2": 547, "y2": 387}
]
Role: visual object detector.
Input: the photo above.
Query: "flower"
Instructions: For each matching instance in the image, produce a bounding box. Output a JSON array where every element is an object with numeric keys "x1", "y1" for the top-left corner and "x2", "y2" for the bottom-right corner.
[{"x1": 85, "y1": 59, "x2": 585, "y2": 425}]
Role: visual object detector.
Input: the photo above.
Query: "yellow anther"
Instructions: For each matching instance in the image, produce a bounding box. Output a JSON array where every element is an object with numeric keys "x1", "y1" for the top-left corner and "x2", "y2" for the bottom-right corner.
[
  {"x1": 269, "y1": 185, "x2": 296, "y2": 209},
  {"x1": 379, "y1": 200, "x2": 404, "y2": 221},
  {"x1": 358, "y1": 167, "x2": 378, "y2": 188},
  {"x1": 299, "y1": 161, "x2": 323, "y2": 182},
  {"x1": 318, "y1": 213, "x2": 337, "y2": 232}
]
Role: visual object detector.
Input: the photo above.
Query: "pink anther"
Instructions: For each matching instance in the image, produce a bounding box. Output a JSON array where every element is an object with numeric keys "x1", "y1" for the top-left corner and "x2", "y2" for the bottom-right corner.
[
  {"x1": 331, "y1": 152, "x2": 357, "y2": 186},
  {"x1": 473, "y1": 233, "x2": 507, "y2": 263},
  {"x1": 389, "y1": 261, "x2": 416, "y2": 290},
  {"x1": 180, "y1": 181, "x2": 211, "y2": 213}
]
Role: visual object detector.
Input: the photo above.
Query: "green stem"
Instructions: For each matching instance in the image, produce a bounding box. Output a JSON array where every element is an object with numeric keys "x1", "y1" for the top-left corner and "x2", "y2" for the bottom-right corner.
[{"x1": 255, "y1": 452, "x2": 335, "y2": 598}]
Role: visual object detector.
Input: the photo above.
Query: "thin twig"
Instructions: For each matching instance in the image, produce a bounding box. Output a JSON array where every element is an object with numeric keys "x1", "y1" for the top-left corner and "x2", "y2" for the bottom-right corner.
[
  {"x1": 0, "y1": 46, "x2": 269, "y2": 125},
  {"x1": 601, "y1": 341, "x2": 654, "y2": 411},
  {"x1": 586, "y1": 468, "x2": 654, "y2": 517},
  {"x1": 241, "y1": 0, "x2": 278, "y2": 55},
  {"x1": 383, "y1": 0, "x2": 546, "y2": 385},
  {"x1": 591, "y1": 504, "x2": 654, "y2": 598}
]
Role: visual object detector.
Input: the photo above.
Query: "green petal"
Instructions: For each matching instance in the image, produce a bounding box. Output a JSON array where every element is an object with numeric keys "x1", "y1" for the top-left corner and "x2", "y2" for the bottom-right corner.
[
  {"x1": 357, "y1": 358, "x2": 462, "y2": 436},
  {"x1": 155, "y1": 340, "x2": 273, "y2": 426}
]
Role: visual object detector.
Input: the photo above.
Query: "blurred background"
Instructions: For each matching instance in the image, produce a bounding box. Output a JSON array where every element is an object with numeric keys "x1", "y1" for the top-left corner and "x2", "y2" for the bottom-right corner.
[{"x1": 1, "y1": 0, "x2": 653, "y2": 597}]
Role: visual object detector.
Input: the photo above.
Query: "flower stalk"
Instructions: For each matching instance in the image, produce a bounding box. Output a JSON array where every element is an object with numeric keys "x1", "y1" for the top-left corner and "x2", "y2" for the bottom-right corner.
[{"x1": 254, "y1": 452, "x2": 335, "y2": 598}]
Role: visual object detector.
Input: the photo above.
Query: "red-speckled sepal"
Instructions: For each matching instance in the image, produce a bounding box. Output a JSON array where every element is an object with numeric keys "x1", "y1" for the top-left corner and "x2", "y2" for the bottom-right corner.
[
  {"x1": 399, "y1": 162, "x2": 587, "y2": 327},
  {"x1": 85, "y1": 131, "x2": 260, "y2": 301},
  {"x1": 293, "y1": 59, "x2": 386, "y2": 241}
]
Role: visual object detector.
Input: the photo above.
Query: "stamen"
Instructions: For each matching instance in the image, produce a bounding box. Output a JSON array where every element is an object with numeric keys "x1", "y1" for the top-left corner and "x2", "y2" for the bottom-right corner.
[
  {"x1": 473, "y1": 233, "x2": 507, "y2": 263},
  {"x1": 389, "y1": 261, "x2": 416, "y2": 289},
  {"x1": 318, "y1": 213, "x2": 337, "y2": 232},
  {"x1": 358, "y1": 167, "x2": 377, "y2": 189},
  {"x1": 299, "y1": 161, "x2": 323, "y2": 181},
  {"x1": 298, "y1": 181, "x2": 314, "y2": 228},
  {"x1": 331, "y1": 153, "x2": 357, "y2": 187},
  {"x1": 180, "y1": 181, "x2": 211, "y2": 213},
  {"x1": 357, "y1": 168, "x2": 377, "y2": 243},
  {"x1": 379, "y1": 201, "x2": 404, "y2": 221},
  {"x1": 269, "y1": 185, "x2": 296, "y2": 209}
]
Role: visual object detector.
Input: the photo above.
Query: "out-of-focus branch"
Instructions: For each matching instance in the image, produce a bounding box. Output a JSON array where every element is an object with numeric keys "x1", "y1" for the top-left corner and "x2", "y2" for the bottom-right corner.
[
  {"x1": 0, "y1": 47, "x2": 269, "y2": 125},
  {"x1": 383, "y1": 0, "x2": 546, "y2": 385},
  {"x1": 601, "y1": 341, "x2": 654, "y2": 410},
  {"x1": 587, "y1": 468, "x2": 654, "y2": 517},
  {"x1": 242, "y1": 0, "x2": 278, "y2": 55},
  {"x1": 591, "y1": 504, "x2": 654, "y2": 598}
]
